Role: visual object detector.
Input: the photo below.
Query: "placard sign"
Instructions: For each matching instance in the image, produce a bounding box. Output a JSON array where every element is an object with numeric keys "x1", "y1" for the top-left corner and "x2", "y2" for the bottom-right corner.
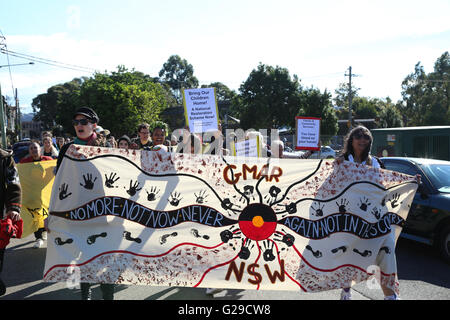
[
  {"x1": 183, "y1": 88, "x2": 219, "y2": 133},
  {"x1": 232, "y1": 137, "x2": 261, "y2": 157},
  {"x1": 295, "y1": 117, "x2": 321, "y2": 151}
]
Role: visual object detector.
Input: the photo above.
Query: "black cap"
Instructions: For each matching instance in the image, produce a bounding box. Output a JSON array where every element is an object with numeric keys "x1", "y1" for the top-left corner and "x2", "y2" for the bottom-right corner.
[{"x1": 73, "y1": 107, "x2": 99, "y2": 123}]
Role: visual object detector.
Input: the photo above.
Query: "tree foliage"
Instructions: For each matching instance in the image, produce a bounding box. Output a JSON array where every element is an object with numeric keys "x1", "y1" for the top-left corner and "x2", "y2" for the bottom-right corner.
[
  {"x1": 400, "y1": 51, "x2": 450, "y2": 126},
  {"x1": 159, "y1": 55, "x2": 199, "y2": 103},
  {"x1": 236, "y1": 64, "x2": 302, "y2": 129},
  {"x1": 299, "y1": 87, "x2": 338, "y2": 136},
  {"x1": 32, "y1": 66, "x2": 171, "y2": 137}
]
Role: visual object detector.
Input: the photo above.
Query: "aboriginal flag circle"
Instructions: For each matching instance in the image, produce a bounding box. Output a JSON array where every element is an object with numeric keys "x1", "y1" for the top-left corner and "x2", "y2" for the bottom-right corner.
[{"x1": 238, "y1": 203, "x2": 277, "y2": 241}]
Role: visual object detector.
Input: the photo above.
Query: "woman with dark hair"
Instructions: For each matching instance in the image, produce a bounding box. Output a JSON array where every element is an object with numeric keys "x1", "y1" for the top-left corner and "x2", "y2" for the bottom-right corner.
[
  {"x1": 338, "y1": 125, "x2": 400, "y2": 300},
  {"x1": 338, "y1": 125, "x2": 384, "y2": 168}
]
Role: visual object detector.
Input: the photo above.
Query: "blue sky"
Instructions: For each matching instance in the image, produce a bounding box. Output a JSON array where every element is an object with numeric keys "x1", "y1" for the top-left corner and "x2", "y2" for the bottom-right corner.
[{"x1": 1, "y1": 0, "x2": 449, "y2": 114}]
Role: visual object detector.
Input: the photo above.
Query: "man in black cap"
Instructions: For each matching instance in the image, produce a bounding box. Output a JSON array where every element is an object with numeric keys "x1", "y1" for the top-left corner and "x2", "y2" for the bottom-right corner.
[
  {"x1": 53, "y1": 106, "x2": 115, "y2": 300},
  {"x1": 56, "y1": 107, "x2": 100, "y2": 172}
]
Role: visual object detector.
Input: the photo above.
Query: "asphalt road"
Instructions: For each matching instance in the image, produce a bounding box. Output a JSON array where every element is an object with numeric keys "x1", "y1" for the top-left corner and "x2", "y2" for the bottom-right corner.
[{"x1": 0, "y1": 235, "x2": 448, "y2": 301}]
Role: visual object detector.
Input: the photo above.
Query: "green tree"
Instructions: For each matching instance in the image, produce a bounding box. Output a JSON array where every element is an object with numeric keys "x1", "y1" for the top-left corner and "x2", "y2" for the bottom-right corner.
[
  {"x1": 32, "y1": 77, "x2": 85, "y2": 131},
  {"x1": 159, "y1": 55, "x2": 199, "y2": 103},
  {"x1": 80, "y1": 66, "x2": 170, "y2": 136},
  {"x1": 400, "y1": 52, "x2": 450, "y2": 126},
  {"x1": 236, "y1": 63, "x2": 302, "y2": 129},
  {"x1": 299, "y1": 87, "x2": 338, "y2": 136},
  {"x1": 32, "y1": 66, "x2": 172, "y2": 137}
]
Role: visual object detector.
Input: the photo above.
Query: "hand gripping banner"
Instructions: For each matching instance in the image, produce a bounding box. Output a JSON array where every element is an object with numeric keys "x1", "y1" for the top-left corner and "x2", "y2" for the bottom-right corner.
[{"x1": 43, "y1": 145, "x2": 417, "y2": 293}]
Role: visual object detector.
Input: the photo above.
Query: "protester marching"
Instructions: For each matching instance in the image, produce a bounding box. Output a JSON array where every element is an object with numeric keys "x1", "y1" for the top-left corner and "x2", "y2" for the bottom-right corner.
[{"x1": 0, "y1": 92, "x2": 422, "y2": 302}]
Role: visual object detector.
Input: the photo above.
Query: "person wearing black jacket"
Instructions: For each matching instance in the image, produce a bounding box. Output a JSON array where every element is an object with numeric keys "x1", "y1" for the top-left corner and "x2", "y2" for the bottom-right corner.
[
  {"x1": 0, "y1": 147, "x2": 22, "y2": 296},
  {"x1": 54, "y1": 107, "x2": 115, "y2": 300}
]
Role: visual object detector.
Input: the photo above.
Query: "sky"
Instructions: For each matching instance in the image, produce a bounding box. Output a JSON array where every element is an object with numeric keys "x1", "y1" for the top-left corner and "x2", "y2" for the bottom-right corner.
[{"x1": 0, "y1": 0, "x2": 449, "y2": 114}]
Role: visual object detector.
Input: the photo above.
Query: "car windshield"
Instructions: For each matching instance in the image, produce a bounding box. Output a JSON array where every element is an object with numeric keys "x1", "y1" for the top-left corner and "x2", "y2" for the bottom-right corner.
[{"x1": 420, "y1": 163, "x2": 450, "y2": 193}]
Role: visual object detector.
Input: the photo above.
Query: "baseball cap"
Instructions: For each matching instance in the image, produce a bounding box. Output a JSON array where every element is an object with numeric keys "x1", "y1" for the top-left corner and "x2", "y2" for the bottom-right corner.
[
  {"x1": 73, "y1": 107, "x2": 99, "y2": 123},
  {"x1": 95, "y1": 126, "x2": 110, "y2": 136}
]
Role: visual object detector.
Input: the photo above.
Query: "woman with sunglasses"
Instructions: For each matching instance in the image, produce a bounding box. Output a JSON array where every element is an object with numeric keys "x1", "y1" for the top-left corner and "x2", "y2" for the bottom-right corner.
[
  {"x1": 337, "y1": 125, "x2": 401, "y2": 300},
  {"x1": 54, "y1": 107, "x2": 115, "y2": 300},
  {"x1": 338, "y1": 125, "x2": 383, "y2": 168},
  {"x1": 55, "y1": 107, "x2": 104, "y2": 172}
]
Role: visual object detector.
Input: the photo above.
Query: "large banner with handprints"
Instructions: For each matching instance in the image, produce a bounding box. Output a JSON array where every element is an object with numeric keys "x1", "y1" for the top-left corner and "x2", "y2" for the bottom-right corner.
[
  {"x1": 43, "y1": 145, "x2": 417, "y2": 293},
  {"x1": 17, "y1": 160, "x2": 56, "y2": 238}
]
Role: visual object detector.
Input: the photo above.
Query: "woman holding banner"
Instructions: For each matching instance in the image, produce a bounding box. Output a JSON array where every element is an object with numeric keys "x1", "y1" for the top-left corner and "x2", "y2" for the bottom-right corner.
[
  {"x1": 336, "y1": 125, "x2": 413, "y2": 300},
  {"x1": 54, "y1": 107, "x2": 115, "y2": 300}
]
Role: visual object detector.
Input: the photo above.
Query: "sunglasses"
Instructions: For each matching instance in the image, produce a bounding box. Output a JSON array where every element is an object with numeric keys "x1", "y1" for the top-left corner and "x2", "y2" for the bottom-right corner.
[
  {"x1": 72, "y1": 119, "x2": 92, "y2": 126},
  {"x1": 353, "y1": 132, "x2": 371, "y2": 140}
]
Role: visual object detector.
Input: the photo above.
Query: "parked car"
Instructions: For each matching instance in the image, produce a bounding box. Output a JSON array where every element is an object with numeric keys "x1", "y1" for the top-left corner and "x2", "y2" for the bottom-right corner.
[
  {"x1": 381, "y1": 157, "x2": 450, "y2": 263},
  {"x1": 308, "y1": 146, "x2": 336, "y2": 159}
]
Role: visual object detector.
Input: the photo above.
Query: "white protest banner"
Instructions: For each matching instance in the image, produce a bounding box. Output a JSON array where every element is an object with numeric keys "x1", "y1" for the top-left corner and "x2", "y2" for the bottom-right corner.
[
  {"x1": 183, "y1": 88, "x2": 219, "y2": 133},
  {"x1": 232, "y1": 138, "x2": 261, "y2": 157},
  {"x1": 44, "y1": 145, "x2": 417, "y2": 294},
  {"x1": 296, "y1": 116, "x2": 321, "y2": 150}
]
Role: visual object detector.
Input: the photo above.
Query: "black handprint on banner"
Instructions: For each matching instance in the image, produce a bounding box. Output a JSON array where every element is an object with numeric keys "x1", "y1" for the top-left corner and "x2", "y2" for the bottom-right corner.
[
  {"x1": 390, "y1": 193, "x2": 401, "y2": 208},
  {"x1": 221, "y1": 198, "x2": 234, "y2": 211},
  {"x1": 241, "y1": 185, "x2": 255, "y2": 201},
  {"x1": 80, "y1": 173, "x2": 97, "y2": 190},
  {"x1": 312, "y1": 202, "x2": 324, "y2": 217},
  {"x1": 168, "y1": 191, "x2": 182, "y2": 206},
  {"x1": 126, "y1": 180, "x2": 142, "y2": 196},
  {"x1": 273, "y1": 232, "x2": 295, "y2": 247},
  {"x1": 59, "y1": 183, "x2": 72, "y2": 200},
  {"x1": 146, "y1": 186, "x2": 160, "y2": 201},
  {"x1": 264, "y1": 186, "x2": 281, "y2": 204},
  {"x1": 358, "y1": 197, "x2": 371, "y2": 211},
  {"x1": 371, "y1": 207, "x2": 381, "y2": 220},
  {"x1": 104, "y1": 172, "x2": 120, "y2": 188},
  {"x1": 262, "y1": 241, "x2": 276, "y2": 262},
  {"x1": 194, "y1": 190, "x2": 208, "y2": 204},
  {"x1": 336, "y1": 198, "x2": 350, "y2": 213},
  {"x1": 238, "y1": 239, "x2": 252, "y2": 260},
  {"x1": 220, "y1": 227, "x2": 241, "y2": 243}
]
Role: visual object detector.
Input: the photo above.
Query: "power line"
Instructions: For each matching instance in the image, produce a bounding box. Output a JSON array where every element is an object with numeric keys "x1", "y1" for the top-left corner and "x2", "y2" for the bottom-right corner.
[{"x1": 0, "y1": 48, "x2": 97, "y2": 73}]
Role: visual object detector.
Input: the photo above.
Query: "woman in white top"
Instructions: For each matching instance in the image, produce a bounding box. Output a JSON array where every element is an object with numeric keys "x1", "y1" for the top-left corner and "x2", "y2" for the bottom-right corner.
[
  {"x1": 41, "y1": 136, "x2": 59, "y2": 159},
  {"x1": 337, "y1": 125, "x2": 396, "y2": 300}
]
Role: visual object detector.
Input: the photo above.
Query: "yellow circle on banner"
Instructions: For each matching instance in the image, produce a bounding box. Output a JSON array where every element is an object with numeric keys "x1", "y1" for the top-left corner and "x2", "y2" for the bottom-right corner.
[{"x1": 252, "y1": 216, "x2": 264, "y2": 228}]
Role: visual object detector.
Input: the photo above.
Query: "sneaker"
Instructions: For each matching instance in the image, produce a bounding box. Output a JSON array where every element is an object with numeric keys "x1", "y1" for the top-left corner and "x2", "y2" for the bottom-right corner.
[
  {"x1": 384, "y1": 293, "x2": 400, "y2": 300},
  {"x1": 205, "y1": 288, "x2": 224, "y2": 295},
  {"x1": 33, "y1": 239, "x2": 44, "y2": 249},
  {"x1": 340, "y1": 288, "x2": 352, "y2": 300}
]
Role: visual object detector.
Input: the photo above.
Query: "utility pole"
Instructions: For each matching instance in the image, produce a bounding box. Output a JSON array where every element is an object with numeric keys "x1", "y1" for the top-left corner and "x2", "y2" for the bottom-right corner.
[{"x1": 345, "y1": 66, "x2": 357, "y2": 131}]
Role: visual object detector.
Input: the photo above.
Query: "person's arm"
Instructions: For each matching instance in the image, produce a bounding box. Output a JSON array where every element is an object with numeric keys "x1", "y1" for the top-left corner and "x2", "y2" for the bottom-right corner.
[{"x1": 4, "y1": 155, "x2": 21, "y2": 221}]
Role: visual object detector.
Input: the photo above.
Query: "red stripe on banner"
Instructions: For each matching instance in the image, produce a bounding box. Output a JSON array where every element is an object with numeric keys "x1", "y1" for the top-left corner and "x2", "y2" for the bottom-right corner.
[
  {"x1": 291, "y1": 244, "x2": 397, "y2": 277},
  {"x1": 269, "y1": 239, "x2": 307, "y2": 292},
  {"x1": 44, "y1": 241, "x2": 225, "y2": 279}
]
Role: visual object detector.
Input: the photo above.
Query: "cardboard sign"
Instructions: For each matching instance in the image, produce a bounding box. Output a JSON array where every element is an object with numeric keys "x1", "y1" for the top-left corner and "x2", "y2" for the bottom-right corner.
[
  {"x1": 232, "y1": 137, "x2": 261, "y2": 157},
  {"x1": 295, "y1": 117, "x2": 321, "y2": 150},
  {"x1": 183, "y1": 88, "x2": 219, "y2": 133}
]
